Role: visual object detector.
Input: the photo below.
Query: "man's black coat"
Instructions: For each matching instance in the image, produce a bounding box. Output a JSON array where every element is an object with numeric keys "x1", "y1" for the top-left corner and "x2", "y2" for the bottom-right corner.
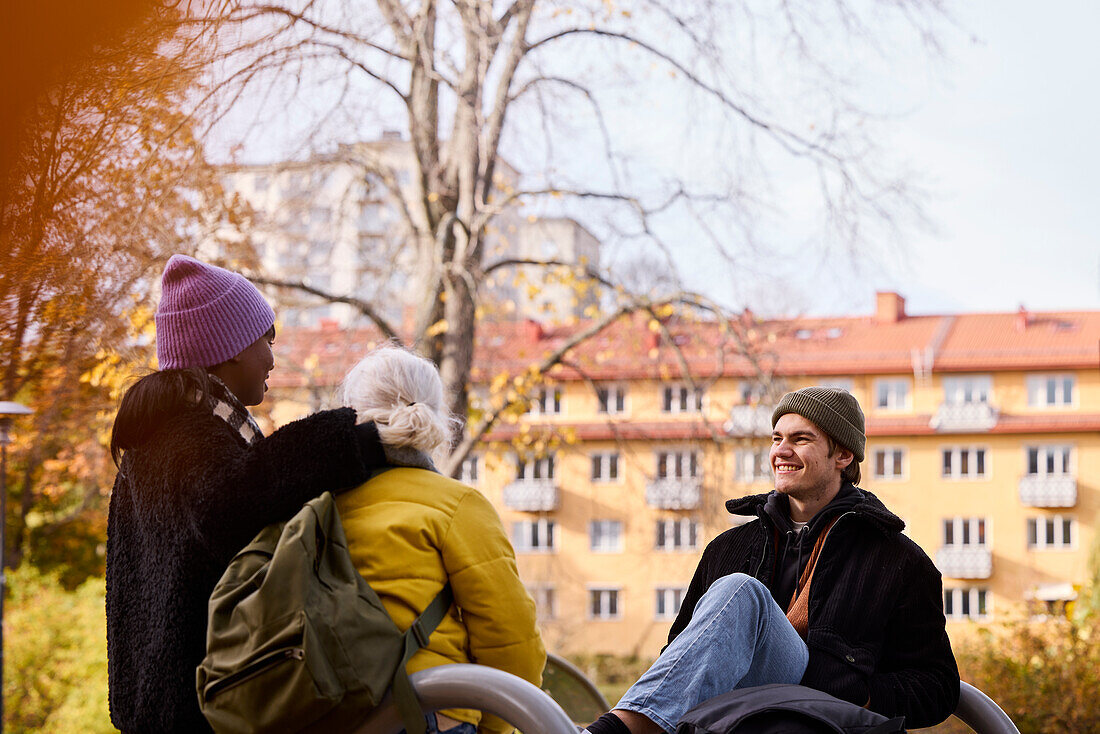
[{"x1": 667, "y1": 485, "x2": 960, "y2": 729}]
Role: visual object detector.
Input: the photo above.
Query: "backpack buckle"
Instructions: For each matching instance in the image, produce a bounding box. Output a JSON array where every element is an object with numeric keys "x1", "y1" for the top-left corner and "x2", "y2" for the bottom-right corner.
[{"x1": 409, "y1": 620, "x2": 430, "y2": 648}]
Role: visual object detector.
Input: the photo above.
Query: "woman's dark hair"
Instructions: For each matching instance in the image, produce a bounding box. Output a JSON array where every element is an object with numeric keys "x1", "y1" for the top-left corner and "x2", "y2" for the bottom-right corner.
[{"x1": 110, "y1": 367, "x2": 213, "y2": 466}]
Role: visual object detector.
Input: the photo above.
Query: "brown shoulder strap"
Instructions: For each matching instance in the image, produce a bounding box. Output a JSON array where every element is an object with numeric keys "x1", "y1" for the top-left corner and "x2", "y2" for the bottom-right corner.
[{"x1": 785, "y1": 516, "x2": 839, "y2": 638}]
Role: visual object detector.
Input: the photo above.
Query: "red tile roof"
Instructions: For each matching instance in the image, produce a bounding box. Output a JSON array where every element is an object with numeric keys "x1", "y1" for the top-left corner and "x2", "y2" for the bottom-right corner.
[{"x1": 269, "y1": 299, "x2": 1100, "y2": 389}]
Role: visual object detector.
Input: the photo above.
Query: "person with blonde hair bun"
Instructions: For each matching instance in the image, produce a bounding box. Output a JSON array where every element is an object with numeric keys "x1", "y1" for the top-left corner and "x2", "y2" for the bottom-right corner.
[{"x1": 335, "y1": 345, "x2": 546, "y2": 734}]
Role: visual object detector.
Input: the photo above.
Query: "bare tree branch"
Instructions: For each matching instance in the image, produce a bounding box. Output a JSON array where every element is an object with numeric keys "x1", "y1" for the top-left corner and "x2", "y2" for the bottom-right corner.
[{"x1": 251, "y1": 275, "x2": 400, "y2": 339}]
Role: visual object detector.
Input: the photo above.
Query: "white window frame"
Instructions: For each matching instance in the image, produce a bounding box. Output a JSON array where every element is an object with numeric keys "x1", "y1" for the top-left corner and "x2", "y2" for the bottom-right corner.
[
  {"x1": 1026, "y1": 374, "x2": 1076, "y2": 408},
  {"x1": 589, "y1": 520, "x2": 624, "y2": 553},
  {"x1": 734, "y1": 448, "x2": 770, "y2": 483},
  {"x1": 588, "y1": 587, "x2": 621, "y2": 620},
  {"x1": 941, "y1": 446, "x2": 988, "y2": 479},
  {"x1": 655, "y1": 517, "x2": 700, "y2": 551},
  {"x1": 944, "y1": 588, "x2": 989, "y2": 621},
  {"x1": 460, "y1": 455, "x2": 480, "y2": 484},
  {"x1": 942, "y1": 517, "x2": 988, "y2": 548},
  {"x1": 872, "y1": 447, "x2": 907, "y2": 481},
  {"x1": 512, "y1": 519, "x2": 556, "y2": 553},
  {"x1": 1025, "y1": 445, "x2": 1073, "y2": 477},
  {"x1": 942, "y1": 375, "x2": 992, "y2": 406},
  {"x1": 818, "y1": 378, "x2": 854, "y2": 392},
  {"x1": 596, "y1": 384, "x2": 628, "y2": 415},
  {"x1": 590, "y1": 452, "x2": 621, "y2": 482},
  {"x1": 516, "y1": 454, "x2": 555, "y2": 481},
  {"x1": 1027, "y1": 516, "x2": 1076, "y2": 550},
  {"x1": 527, "y1": 386, "x2": 562, "y2": 416},
  {"x1": 738, "y1": 380, "x2": 768, "y2": 405},
  {"x1": 654, "y1": 587, "x2": 687, "y2": 621},
  {"x1": 662, "y1": 383, "x2": 704, "y2": 413},
  {"x1": 656, "y1": 450, "x2": 699, "y2": 479},
  {"x1": 527, "y1": 584, "x2": 556, "y2": 620},
  {"x1": 874, "y1": 378, "x2": 911, "y2": 411}
]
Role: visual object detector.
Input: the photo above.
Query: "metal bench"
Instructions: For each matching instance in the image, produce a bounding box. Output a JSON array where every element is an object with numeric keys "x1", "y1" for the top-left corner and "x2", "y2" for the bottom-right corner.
[
  {"x1": 353, "y1": 663, "x2": 577, "y2": 734},
  {"x1": 540, "y1": 654, "x2": 1020, "y2": 734},
  {"x1": 953, "y1": 682, "x2": 1020, "y2": 734},
  {"x1": 356, "y1": 654, "x2": 1020, "y2": 733}
]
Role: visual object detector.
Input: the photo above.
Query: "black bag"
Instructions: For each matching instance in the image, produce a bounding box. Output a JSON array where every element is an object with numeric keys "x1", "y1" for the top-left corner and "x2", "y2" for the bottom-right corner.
[{"x1": 676, "y1": 684, "x2": 905, "y2": 734}]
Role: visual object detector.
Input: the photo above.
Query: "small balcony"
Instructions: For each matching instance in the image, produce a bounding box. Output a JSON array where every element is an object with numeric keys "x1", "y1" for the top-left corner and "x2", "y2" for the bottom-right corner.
[
  {"x1": 1018, "y1": 475, "x2": 1077, "y2": 507},
  {"x1": 935, "y1": 546, "x2": 993, "y2": 579},
  {"x1": 645, "y1": 478, "x2": 702, "y2": 510},
  {"x1": 930, "y1": 402, "x2": 999, "y2": 432},
  {"x1": 502, "y1": 479, "x2": 559, "y2": 511},
  {"x1": 725, "y1": 405, "x2": 773, "y2": 436}
]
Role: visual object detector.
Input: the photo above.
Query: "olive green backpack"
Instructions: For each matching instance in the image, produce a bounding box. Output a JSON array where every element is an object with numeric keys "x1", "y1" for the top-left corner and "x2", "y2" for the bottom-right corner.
[{"x1": 196, "y1": 491, "x2": 453, "y2": 734}]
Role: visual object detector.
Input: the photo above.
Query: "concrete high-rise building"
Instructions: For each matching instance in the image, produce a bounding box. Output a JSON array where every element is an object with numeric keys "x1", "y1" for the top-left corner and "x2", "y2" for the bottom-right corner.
[{"x1": 215, "y1": 136, "x2": 598, "y2": 327}]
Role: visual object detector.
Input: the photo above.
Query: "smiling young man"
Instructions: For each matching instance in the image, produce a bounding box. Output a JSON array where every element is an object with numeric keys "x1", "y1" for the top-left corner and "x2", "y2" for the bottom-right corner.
[{"x1": 585, "y1": 387, "x2": 959, "y2": 734}]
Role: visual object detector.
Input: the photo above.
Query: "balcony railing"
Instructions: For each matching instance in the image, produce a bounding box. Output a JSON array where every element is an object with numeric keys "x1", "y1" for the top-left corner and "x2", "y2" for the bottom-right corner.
[
  {"x1": 935, "y1": 546, "x2": 993, "y2": 579},
  {"x1": 725, "y1": 405, "x2": 774, "y2": 436},
  {"x1": 502, "y1": 479, "x2": 559, "y2": 512},
  {"x1": 930, "y1": 402, "x2": 999, "y2": 432},
  {"x1": 645, "y1": 478, "x2": 702, "y2": 510},
  {"x1": 1018, "y1": 475, "x2": 1077, "y2": 507}
]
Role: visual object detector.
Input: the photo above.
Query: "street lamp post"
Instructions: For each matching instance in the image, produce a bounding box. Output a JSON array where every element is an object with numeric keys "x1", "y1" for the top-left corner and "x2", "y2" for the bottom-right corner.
[{"x1": 0, "y1": 401, "x2": 33, "y2": 734}]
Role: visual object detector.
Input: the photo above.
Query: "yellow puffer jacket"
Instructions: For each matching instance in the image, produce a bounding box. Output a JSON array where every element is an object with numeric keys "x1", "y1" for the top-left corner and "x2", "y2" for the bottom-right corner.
[{"x1": 335, "y1": 467, "x2": 545, "y2": 734}]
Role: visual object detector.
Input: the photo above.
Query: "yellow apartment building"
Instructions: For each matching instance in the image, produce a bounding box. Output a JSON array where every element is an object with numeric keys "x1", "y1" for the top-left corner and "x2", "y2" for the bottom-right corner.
[{"x1": 268, "y1": 292, "x2": 1100, "y2": 657}]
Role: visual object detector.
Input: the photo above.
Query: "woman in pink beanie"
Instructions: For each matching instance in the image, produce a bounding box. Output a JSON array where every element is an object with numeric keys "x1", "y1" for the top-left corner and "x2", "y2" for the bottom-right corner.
[{"x1": 105, "y1": 255, "x2": 388, "y2": 733}]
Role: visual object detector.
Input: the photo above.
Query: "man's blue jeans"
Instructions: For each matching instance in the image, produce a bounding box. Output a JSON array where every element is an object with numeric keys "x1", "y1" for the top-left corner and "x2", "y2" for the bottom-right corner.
[{"x1": 615, "y1": 573, "x2": 809, "y2": 733}]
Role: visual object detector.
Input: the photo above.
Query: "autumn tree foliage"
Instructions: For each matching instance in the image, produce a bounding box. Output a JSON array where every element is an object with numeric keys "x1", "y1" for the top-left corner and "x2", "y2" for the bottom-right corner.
[
  {"x1": 937, "y1": 541, "x2": 1100, "y2": 734},
  {"x1": 0, "y1": 3, "x2": 236, "y2": 582},
  {"x1": 204, "y1": 0, "x2": 948, "y2": 473}
]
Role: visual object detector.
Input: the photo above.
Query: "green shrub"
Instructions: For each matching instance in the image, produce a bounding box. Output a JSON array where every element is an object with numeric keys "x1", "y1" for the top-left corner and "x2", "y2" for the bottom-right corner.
[
  {"x1": 566, "y1": 653, "x2": 655, "y2": 708},
  {"x1": 943, "y1": 612, "x2": 1100, "y2": 734},
  {"x1": 4, "y1": 567, "x2": 112, "y2": 733}
]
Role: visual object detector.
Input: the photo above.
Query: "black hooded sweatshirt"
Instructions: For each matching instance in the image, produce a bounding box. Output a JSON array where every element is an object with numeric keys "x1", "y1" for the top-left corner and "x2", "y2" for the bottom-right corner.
[{"x1": 764, "y1": 483, "x2": 862, "y2": 610}]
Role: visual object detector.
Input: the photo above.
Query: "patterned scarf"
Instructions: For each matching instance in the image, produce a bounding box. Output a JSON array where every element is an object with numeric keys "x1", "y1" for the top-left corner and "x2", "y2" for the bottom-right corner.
[{"x1": 202, "y1": 375, "x2": 263, "y2": 446}]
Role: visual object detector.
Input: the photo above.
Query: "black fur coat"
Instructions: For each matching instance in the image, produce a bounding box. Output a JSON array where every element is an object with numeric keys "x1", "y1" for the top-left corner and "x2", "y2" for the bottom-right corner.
[{"x1": 106, "y1": 405, "x2": 382, "y2": 733}]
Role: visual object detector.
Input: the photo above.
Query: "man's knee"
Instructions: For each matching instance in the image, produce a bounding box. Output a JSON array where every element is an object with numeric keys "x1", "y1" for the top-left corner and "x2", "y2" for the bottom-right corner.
[
  {"x1": 699, "y1": 573, "x2": 772, "y2": 616},
  {"x1": 708, "y1": 572, "x2": 767, "y2": 597}
]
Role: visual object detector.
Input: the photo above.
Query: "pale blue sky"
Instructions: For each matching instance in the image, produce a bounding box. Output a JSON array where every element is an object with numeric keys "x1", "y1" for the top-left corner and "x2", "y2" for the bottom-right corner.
[
  {"x1": 211, "y1": 1, "x2": 1100, "y2": 320},
  {"x1": 830, "y1": 0, "x2": 1100, "y2": 317}
]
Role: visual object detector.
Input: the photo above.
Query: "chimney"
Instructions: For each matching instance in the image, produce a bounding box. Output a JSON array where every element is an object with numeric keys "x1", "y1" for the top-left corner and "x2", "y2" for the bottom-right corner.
[
  {"x1": 1016, "y1": 305, "x2": 1029, "y2": 332},
  {"x1": 401, "y1": 304, "x2": 417, "y2": 335},
  {"x1": 875, "y1": 291, "x2": 906, "y2": 324},
  {"x1": 523, "y1": 318, "x2": 543, "y2": 342},
  {"x1": 319, "y1": 318, "x2": 339, "y2": 331}
]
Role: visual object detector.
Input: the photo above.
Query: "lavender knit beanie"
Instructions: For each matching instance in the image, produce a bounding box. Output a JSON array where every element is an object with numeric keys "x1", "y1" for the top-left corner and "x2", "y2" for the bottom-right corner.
[{"x1": 155, "y1": 255, "x2": 276, "y2": 369}]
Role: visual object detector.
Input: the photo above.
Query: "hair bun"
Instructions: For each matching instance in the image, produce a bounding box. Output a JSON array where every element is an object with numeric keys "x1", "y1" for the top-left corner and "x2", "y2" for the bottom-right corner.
[
  {"x1": 340, "y1": 345, "x2": 456, "y2": 454},
  {"x1": 382, "y1": 402, "x2": 446, "y2": 452}
]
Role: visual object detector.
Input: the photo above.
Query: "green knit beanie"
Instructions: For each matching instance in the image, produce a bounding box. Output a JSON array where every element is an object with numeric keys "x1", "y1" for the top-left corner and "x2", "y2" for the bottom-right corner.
[{"x1": 771, "y1": 386, "x2": 866, "y2": 462}]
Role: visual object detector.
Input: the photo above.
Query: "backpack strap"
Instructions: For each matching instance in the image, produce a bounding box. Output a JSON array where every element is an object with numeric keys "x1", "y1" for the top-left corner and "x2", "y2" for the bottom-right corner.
[{"x1": 390, "y1": 583, "x2": 456, "y2": 734}]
